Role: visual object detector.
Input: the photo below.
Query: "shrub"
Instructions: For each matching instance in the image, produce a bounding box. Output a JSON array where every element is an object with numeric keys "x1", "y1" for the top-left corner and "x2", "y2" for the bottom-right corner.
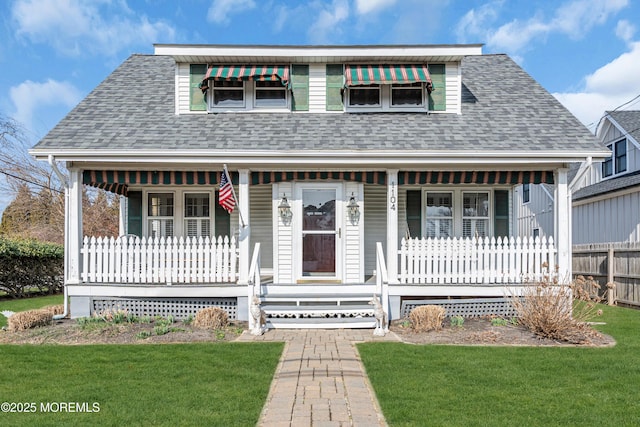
[
  {"x1": 450, "y1": 315, "x2": 465, "y2": 327},
  {"x1": 193, "y1": 307, "x2": 228, "y2": 329},
  {"x1": 509, "y1": 275, "x2": 603, "y2": 344},
  {"x1": 409, "y1": 305, "x2": 445, "y2": 332},
  {"x1": 7, "y1": 308, "x2": 53, "y2": 331},
  {"x1": 0, "y1": 237, "x2": 63, "y2": 298}
]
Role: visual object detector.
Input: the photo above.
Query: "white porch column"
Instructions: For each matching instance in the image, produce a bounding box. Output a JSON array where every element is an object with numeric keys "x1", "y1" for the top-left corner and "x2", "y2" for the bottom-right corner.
[
  {"x1": 554, "y1": 167, "x2": 571, "y2": 281},
  {"x1": 67, "y1": 168, "x2": 83, "y2": 284},
  {"x1": 119, "y1": 195, "x2": 126, "y2": 235},
  {"x1": 238, "y1": 169, "x2": 250, "y2": 284},
  {"x1": 386, "y1": 169, "x2": 398, "y2": 283}
]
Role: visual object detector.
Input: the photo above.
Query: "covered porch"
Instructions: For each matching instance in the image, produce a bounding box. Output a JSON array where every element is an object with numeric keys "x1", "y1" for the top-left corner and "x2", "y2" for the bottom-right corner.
[{"x1": 62, "y1": 165, "x2": 571, "y2": 327}]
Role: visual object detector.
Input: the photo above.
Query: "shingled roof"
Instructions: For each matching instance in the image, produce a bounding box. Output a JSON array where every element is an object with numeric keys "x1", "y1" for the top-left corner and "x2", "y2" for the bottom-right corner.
[
  {"x1": 573, "y1": 110, "x2": 640, "y2": 200},
  {"x1": 32, "y1": 52, "x2": 606, "y2": 156}
]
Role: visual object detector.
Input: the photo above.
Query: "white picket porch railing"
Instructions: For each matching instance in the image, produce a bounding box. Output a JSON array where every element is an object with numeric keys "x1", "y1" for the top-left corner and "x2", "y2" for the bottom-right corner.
[
  {"x1": 399, "y1": 236, "x2": 556, "y2": 285},
  {"x1": 81, "y1": 235, "x2": 238, "y2": 284}
]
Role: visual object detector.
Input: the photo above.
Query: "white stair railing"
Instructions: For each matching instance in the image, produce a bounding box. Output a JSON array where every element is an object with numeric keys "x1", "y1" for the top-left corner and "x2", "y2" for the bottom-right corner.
[
  {"x1": 81, "y1": 235, "x2": 238, "y2": 284},
  {"x1": 399, "y1": 236, "x2": 556, "y2": 284}
]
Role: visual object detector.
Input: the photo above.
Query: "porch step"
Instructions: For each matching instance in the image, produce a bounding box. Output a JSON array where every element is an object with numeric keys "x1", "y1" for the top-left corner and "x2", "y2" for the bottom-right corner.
[
  {"x1": 266, "y1": 317, "x2": 377, "y2": 329},
  {"x1": 259, "y1": 292, "x2": 378, "y2": 329}
]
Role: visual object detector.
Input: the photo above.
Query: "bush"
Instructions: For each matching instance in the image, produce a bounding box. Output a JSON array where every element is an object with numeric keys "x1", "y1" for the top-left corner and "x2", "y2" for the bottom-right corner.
[
  {"x1": 7, "y1": 308, "x2": 54, "y2": 331},
  {"x1": 509, "y1": 275, "x2": 603, "y2": 344},
  {"x1": 0, "y1": 237, "x2": 63, "y2": 298},
  {"x1": 193, "y1": 307, "x2": 228, "y2": 329},
  {"x1": 409, "y1": 305, "x2": 446, "y2": 332}
]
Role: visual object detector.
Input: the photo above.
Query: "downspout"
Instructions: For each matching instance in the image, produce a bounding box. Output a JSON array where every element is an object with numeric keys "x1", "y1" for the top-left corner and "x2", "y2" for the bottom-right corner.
[{"x1": 48, "y1": 155, "x2": 70, "y2": 321}]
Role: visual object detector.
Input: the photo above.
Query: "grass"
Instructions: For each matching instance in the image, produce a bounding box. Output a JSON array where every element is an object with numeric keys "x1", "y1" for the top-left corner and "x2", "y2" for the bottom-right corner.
[
  {"x1": 1, "y1": 343, "x2": 283, "y2": 426},
  {"x1": 0, "y1": 294, "x2": 64, "y2": 327},
  {"x1": 0, "y1": 295, "x2": 284, "y2": 426},
  {"x1": 358, "y1": 304, "x2": 640, "y2": 426}
]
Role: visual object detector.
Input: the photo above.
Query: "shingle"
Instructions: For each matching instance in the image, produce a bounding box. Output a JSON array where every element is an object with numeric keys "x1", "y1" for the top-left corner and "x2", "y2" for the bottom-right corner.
[{"x1": 33, "y1": 53, "x2": 605, "y2": 154}]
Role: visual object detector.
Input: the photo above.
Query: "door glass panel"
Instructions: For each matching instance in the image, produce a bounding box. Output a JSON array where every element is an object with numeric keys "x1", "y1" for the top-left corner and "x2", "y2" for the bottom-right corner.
[
  {"x1": 302, "y1": 189, "x2": 336, "y2": 276},
  {"x1": 303, "y1": 235, "x2": 336, "y2": 275},
  {"x1": 303, "y1": 189, "x2": 335, "y2": 231}
]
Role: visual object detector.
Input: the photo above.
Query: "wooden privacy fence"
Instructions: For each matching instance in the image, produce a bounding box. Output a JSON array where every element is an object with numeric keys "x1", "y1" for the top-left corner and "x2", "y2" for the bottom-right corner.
[
  {"x1": 573, "y1": 242, "x2": 640, "y2": 307},
  {"x1": 81, "y1": 235, "x2": 238, "y2": 284},
  {"x1": 399, "y1": 236, "x2": 556, "y2": 284}
]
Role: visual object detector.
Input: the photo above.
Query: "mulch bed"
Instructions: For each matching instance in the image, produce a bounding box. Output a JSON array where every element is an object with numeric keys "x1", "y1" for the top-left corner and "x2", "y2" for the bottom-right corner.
[{"x1": 1, "y1": 317, "x2": 616, "y2": 347}]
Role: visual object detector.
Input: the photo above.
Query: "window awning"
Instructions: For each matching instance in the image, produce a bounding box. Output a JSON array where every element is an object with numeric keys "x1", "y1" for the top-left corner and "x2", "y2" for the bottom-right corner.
[
  {"x1": 199, "y1": 65, "x2": 290, "y2": 93},
  {"x1": 345, "y1": 64, "x2": 432, "y2": 92},
  {"x1": 398, "y1": 171, "x2": 555, "y2": 185}
]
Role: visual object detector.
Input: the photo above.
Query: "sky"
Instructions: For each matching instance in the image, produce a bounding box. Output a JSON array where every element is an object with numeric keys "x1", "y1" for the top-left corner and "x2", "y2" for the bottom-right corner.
[{"x1": 1, "y1": 0, "x2": 640, "y2": 215}]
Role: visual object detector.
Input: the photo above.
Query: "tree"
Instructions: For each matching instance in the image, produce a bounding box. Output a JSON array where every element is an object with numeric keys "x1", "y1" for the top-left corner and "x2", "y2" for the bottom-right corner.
[{"x1": 0, "y1": 114, "x2": 119, "y2": 243}]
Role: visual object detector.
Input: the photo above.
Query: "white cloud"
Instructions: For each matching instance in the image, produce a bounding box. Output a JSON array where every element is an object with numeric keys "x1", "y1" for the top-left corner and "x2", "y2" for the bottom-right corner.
[
  {"x1": 355, "y1": 0, "x2": 396, "y2": 15},
  {"x1": 9, "y1": 79, "x2": 82, "y2": 134},
  {"x1": 12, "y1": 0, "x2": 176, "y2": 57},
  {"x1": 457, "y1": 0, "x2": 628, "y2": 55},
  {"x1": 615, "y1": 20, "x2": 636, "y2": 43},
  {"x1": 207, "y1": 0, "x2": 256, "y2": 25},
  {"x1": 553, "y1": 41, "x2": 640, "y2": 128},
  {"x1": 308, "y1": 0, "x2": 350, "y2": 44}
]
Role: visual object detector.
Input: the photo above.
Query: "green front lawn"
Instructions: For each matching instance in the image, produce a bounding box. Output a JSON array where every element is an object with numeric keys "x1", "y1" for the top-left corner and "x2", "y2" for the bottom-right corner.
[
  {"x1": 0, "y1": 294, "x2": 64, "y2": 327},
  {"x1": 359, "y1": 305, "x2": 640, "y2": 426},
  {"x1": 1, "y1": 343, "x2": 282, "y2": 426}
]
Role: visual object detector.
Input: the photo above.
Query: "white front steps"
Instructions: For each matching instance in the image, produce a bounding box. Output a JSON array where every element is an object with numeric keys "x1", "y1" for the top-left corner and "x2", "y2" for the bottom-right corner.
[{"x1": 260, "y1": 292, "x2": 378, "y2": 329}]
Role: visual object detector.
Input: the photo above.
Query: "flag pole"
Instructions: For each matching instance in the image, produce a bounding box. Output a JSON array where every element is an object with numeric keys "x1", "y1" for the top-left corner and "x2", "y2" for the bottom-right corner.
[{"x1": 223, "y1": 164, "x2": 246, "y2": 228}]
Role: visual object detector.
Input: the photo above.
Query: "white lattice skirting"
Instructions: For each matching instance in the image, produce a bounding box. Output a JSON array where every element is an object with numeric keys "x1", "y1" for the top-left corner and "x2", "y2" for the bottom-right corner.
[
  {"x1": 91, "y1": 297, "x2": 238, "y2": 319},
  {"x1": 401, "y1": 297, "x2": 518, "y2": 318}
]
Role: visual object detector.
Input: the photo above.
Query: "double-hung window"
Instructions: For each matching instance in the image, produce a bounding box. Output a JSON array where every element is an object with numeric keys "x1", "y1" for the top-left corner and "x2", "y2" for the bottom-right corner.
[
  {"x1": 349, "y1": 84, "x2": 381, "y2": 107},
  {"x1": 602, "y1": 138, "x2": 627, "y2": 178},
  {"x1": 184, "y1": 193, "x2": 211, "y2": 238},
  {"x1": 148, "y1": 193, "x2": 174, "y2": 238},
  {"x1": 212, "y1": 81, "x2": 245, "y2": 108},
  {"x1": 255, "y1": 81, "x2": 287, "y2": 107},
  {"x1": 391, "y1": 82, "x2": 424, "y2": 106},
  {"x1": 424, "y1": 189, "x2": 493, "y2": 238}
]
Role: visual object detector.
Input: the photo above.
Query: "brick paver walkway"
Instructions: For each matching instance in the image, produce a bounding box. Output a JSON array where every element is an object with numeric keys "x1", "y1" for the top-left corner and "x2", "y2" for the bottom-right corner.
[{"x1": 237, "y1": 329, "x2": 399, "y2": 426}]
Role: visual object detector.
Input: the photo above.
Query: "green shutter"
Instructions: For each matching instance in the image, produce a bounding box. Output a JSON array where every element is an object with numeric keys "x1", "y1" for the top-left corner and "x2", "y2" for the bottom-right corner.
[
  {"x1": 190, "y1": 64, "x2": 208, "y2": 111},
  {"x1": 406, "y1": 190, "x2": 422, "y2": 238},
  {"x1": 494, "y1": 190, "x2": 509, "y2": 238},
  {"x1": 428, "y1": 64, "x2": 446, "y2": 111},
  {"x1": 215, "y1": 192, "x2": 231, "y2": 237},
  {"x1": 326, "y1": 64, "x2": 344, "y2": 111},
  {"x1": 291, "y1": 64, "x2": 309, "y2": 111},
  {"x1": 127, "y1": 191, "x2": 142, "y2": 237}
]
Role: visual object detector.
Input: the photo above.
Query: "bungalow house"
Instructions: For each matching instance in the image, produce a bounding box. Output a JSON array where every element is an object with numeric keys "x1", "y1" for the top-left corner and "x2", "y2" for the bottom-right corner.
[
  {"x1": 30, "y1": 44, "x2": 608, "y2": 331},
  {"x1": 516, "y1": 110, "x2": 640, "y2": 244}
]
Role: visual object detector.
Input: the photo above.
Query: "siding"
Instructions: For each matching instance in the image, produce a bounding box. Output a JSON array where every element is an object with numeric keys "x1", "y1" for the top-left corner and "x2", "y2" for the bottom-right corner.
[
  {"x1": 364, "y1": 185, "x2": 387, "y2": 277},
  {"x1": 445, "y1": 62, "x2": 461, "y2": 114},
  {"x1": 515, "y1": 184, "x2": 554, "y2": 238},
  {"x1": 309, "y1": 64, "x2": 327, "y2": 113},
  {"x1": 250, "y1": 185, "x2": 273, "y2": 270},
  {"x1": 274, "y1": 182, "x2": 293, "y2": 283},
  {"x1": 343, "y1": 182, "x2": 363, "y2": 282},
  {"x1": 177, "y1": 63, "x2": 191, "y2": 114},
  {"x1": 573, "y1": 191, "x2": 640, "y2": 244}
]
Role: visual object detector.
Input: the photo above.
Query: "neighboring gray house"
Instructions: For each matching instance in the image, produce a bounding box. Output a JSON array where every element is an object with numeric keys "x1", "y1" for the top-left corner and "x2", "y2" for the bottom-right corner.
[
  {"x1": 518, "y1": 110, "x2": 639, "y2": 245},
  {"x1": 29, "y1": 44, "x2": 608, "y2": 331}
]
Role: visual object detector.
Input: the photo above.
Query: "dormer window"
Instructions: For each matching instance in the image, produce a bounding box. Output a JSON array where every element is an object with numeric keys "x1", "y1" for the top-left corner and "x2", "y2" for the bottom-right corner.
[
  {"x1": 344, "y1": 64, "x2": 432, "y2": 112},
  {"x1": 200, "y1": 65, "x2": 290, "y2": 112}
]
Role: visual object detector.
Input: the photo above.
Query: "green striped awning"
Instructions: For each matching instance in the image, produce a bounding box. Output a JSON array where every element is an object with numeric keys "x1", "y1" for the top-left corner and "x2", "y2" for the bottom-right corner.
[
  {"x1": 398, "y1": 171, "x2": 555, "y2": 185},
  {"x1": 82, "y1": 170, "x2": 239, "y2": 196},
  {"x1": 345, "y1": 64, "x2": 432, "y2": 91},
  {"x1": 199, "y1": 65, "x2": 290, "y2": 93}
]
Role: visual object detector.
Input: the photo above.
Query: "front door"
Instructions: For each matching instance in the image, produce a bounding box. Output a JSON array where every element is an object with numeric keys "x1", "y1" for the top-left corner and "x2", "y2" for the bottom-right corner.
[{"x1": 296, "y1": 184, "x2": 342, "y2": 282}]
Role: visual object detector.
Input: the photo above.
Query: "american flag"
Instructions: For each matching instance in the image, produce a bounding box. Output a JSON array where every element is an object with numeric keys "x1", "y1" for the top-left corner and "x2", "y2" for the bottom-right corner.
[{"x1": 219, "y1": 169, "x2": 236, "y2": 213}]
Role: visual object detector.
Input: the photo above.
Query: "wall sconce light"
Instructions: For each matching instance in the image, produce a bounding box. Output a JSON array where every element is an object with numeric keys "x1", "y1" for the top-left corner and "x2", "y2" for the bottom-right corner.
[
  {"x1": 347, "y1": 193, "x2": 360, "y2": 225},
  {"x1": 278, "y1": 194, "x2": 292, "y2": 225}
]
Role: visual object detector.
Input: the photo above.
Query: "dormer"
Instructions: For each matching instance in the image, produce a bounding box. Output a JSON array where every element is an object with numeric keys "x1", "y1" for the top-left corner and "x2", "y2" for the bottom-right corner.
[{"x1": 154, "y1": 44, "x2": 483, "y2": 115}]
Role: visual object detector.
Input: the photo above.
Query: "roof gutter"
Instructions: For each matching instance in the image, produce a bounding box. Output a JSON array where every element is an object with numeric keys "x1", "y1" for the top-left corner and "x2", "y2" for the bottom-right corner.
[{"x1": 48, "y1": 155, "x2": 69, "y2": 321}]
